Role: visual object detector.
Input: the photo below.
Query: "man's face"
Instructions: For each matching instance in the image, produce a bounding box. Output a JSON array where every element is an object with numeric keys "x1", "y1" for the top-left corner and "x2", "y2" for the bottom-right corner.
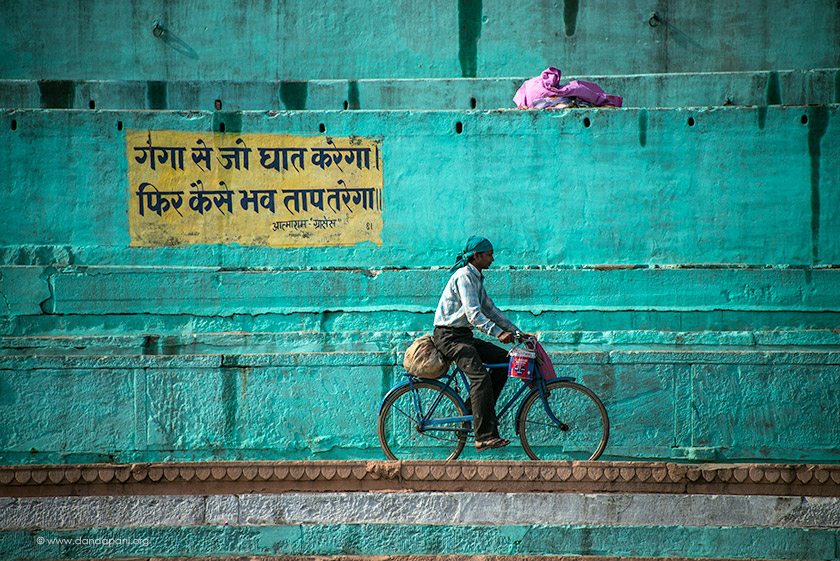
[{"x1": 473, "y1": 250, "x2": 494, "y2": 270}]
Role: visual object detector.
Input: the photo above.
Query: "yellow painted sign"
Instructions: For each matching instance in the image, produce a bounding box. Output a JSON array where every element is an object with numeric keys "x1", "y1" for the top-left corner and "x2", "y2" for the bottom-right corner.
[{"x1": 127, "y1": 130, "x2": 383, "y2": 247}]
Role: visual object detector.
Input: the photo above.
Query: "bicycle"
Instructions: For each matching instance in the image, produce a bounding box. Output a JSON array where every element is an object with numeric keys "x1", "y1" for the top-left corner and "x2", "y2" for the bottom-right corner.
[{"x1": 377, "y1": 333, "x2": 609, "y2": 461}]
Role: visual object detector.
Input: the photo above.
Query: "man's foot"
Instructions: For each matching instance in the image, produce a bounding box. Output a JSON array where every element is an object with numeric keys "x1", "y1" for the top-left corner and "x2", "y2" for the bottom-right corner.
[{"x1": 475, "y1": 437, "x2": 510, "y2": 451}]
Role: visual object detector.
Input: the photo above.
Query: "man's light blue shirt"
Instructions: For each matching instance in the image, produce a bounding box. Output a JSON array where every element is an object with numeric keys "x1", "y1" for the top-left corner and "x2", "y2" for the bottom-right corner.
[{"x1": 434, "y1": 263, "x2": 519, "y2": 337}]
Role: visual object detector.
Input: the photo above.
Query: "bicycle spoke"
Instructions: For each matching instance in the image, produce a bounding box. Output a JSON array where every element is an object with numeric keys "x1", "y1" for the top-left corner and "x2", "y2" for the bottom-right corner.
[
  {"x1": 378, "y1": 381, "x2": 469, "y2": 461},
  {"x1": 518, "y1": 381, "x2": 609, "y2": 461},
  {"x1": 391, "y1": 403, "x2": 417, "y2": 423},
  {"x1": 524, "y1": 419, "x2": 564, "y2": 430}
]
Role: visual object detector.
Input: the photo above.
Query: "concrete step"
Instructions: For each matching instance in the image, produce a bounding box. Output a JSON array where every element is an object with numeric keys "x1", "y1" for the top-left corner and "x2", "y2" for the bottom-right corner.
[
  {"x1": 1, "y1": 69, "x2": 838, "y2": 111},
  {"x1": 0, "y1": 461, "x2": 837, "y2": 560},
  {"x1": 0, "y1": 340, "x2": 837, "y2": 465},
  {"x1": 4, "y1": 329, "x2": 840, "y2": 356},
  {"x1": 3, "y1": 106, "x2": 838, "y2": 266}
]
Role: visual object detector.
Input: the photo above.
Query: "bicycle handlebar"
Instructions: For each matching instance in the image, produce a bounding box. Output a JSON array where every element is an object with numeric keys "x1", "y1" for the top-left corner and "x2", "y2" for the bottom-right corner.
[{"x1": 513, "y1": 331, "x2": 537, "y2": 349}]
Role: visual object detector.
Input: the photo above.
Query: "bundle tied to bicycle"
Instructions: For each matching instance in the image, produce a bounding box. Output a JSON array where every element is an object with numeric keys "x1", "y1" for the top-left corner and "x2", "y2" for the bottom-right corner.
[
  {"x1": 403, "y1": 334, "x2": 553, "y2": 380},
  {"x1": 403, "y1": 335, "x2": 450, "y2": 378}
]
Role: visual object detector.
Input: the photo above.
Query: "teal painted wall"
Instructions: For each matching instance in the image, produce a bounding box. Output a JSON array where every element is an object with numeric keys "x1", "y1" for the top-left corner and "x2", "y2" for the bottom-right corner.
[
  {"x1": 2, "y1": 524, "x2": 838, "y2": 560},
  {"x1": 3, "y1": 69, "x2": 840, "y2": 111},
  {"x1": 1, "y1": 107, "x2": 839, "y2": 265},
  {"x1": 1, "y1": 1, "x2": 839, "y2": 466},
  {"x1": 1, "y1": 349, "x2": 838, "y2": 464},
  {"x1": 0, "y1": 107, "x2": 838, "y2": 464},
  {"x1": 1, "y1": 1, "x2": 839, "y2": 81}
]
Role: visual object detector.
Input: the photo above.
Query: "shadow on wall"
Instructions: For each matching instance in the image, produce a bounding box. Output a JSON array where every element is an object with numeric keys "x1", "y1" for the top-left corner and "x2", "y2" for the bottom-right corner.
[{"x1": 152, "y1": 22, "x2": 199, "y2": 60}]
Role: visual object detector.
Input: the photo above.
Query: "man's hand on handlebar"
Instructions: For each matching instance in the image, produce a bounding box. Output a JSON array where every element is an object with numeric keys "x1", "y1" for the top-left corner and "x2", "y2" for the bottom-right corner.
[
  {"x1": 498, "y1": 331, "x2": 515, "y2": 344},
  {"x1": 500, "y1": 331, "x2": 536, "y2": 345}
]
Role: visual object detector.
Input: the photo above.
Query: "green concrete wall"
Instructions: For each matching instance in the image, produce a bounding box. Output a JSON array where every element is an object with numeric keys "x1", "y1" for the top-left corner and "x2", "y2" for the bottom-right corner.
[
  {"x1": 0, "y1": 107, "x2": 838, "y2": 464},
  {"x1": 2, "y1": 524, "x2": 838, "y2": 560},
  {"x1": 2, "y1": 107, "x2": 839, "y2": 265},
  {"x1": 3, "y1": 69, "x2": 840, "y2": 110},
  {"x1": 1, "y1": 1, "x2": 839, "y2": 81},
  {"x1": 1, "y1": 0, "x2": 839, "y2": 467},
  {"x1": 1, "y1": 350, "x2": 838, "y2": 464}
]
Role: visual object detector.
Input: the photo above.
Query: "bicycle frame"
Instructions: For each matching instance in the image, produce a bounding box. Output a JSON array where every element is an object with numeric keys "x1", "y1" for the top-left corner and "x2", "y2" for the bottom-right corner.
[{"x1": 399, "y1": 360, "x2": 574, "y2": 437}]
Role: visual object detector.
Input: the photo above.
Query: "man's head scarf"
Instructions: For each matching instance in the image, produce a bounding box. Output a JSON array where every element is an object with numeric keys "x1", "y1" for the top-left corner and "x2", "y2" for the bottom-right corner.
[{"x1": 450, "y1": 236, "x2": 493, "y2": 272}]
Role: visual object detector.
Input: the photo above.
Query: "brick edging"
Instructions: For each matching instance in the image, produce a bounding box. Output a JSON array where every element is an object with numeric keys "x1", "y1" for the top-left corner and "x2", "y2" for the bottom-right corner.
[{"x1": 1, "y1": 461, "x2": 838, "y2": 497}]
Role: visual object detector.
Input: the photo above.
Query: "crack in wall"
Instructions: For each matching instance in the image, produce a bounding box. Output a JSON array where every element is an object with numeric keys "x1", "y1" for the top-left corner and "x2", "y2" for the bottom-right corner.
[
  {"x1": 0, "y1": 271, "x2": 11, "y2": 316},
  {"x1": 37, "y1": 268, "x2": 56, "y2": 314}
]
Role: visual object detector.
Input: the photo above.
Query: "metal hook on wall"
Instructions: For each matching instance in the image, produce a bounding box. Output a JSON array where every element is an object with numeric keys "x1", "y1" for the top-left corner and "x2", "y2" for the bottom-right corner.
[{"x1": 648, "y1": 12, "x2": 661, "y2": 27}]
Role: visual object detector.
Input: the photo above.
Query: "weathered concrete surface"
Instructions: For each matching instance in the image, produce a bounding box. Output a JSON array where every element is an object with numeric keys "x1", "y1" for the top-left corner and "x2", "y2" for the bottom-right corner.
[
  {"x1": 0, "y1": 348, "x2": 838, "y2": 463},
  {"x1": 0, "y1": 357, "x2": 837, "y2": 463},
  {"x1": 1, "y1": 1, "x2": 839, "y2": 80},
  {"x1": 2, "y1": 107, "x2": 838, "y2": 266},
  {"x1": 1, "y1": 523, "x2": 837, "y2": 560},
  {"x1": 0, "y1": 104, "x2": 836, "y2": 464},
  {"x1": 31, "y1": 268, "x2": 840, "y2": 315},
  {"x1": 2, "y1": 493, "x2": 838, "y2": 530},
  {"x1": 2, "y1": 69, "x2": 838, "y2": 110},
  {"x1": 0, "y1": 557, "x2": 815, "y2": 561}
]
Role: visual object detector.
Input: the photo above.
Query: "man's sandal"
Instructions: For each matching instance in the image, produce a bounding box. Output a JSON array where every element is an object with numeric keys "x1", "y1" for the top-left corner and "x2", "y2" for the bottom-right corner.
[{"x1": 475, "y1": 437, "x2": 510, "y2": 451}]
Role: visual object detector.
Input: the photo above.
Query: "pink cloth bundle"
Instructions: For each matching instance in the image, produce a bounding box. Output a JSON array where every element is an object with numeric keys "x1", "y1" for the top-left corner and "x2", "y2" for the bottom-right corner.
[{"x1": 514, "y1": 67, "x2": 623, "y2": 108}]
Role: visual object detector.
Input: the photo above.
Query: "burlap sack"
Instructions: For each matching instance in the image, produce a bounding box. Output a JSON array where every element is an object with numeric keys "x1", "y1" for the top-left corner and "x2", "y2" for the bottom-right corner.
[{"x1": 403, "y1": 335, "x2": 451, "y2": 378}]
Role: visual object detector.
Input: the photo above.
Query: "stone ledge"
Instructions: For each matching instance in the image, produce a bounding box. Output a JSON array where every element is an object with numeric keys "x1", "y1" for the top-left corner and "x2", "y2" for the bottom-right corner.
[
  {"x1": 1, "y1": 461, "x2": 837, "y2": 497},
  {"x1": 2, "y1": 348, "x2": 840, "y2": 369},
  {"x1": 34, "y1": 557, "x2": 796, "y2": 561}
]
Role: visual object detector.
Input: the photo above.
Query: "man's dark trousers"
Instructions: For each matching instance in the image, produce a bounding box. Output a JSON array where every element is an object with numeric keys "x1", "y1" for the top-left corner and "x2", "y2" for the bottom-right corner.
[{"x1": 433, "y1": 326, "x2": 509, "y2": 441}]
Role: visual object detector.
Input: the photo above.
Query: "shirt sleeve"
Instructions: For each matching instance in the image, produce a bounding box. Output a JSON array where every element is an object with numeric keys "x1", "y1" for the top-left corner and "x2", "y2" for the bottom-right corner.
[
  {"x1": 484, "y1": 292, "x2": 519, "y2": 334},
  {"x1": 454, "y1": 272, "x2": 505, "y2": 337}
]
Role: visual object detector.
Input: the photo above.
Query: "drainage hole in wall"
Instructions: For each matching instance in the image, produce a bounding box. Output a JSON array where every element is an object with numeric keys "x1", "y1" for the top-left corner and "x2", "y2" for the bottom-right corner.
[
  {"x1": 455, "y1": 121, "x2": 463, "y2": 134},
  {"x1": 88, "y1": 100, "x2": 96, "y2": 109},
  {"x1": 319, "y1": 123, "x2": 326, "y2": 133},
  {"x1": 687, "y1": 117, "x2": 695, "y2": 127},
  {"x1": 801, "y1": 115, "x2": 808, "y2": 125},
  {"x1": 11, "y1": 119, "x2": 17, "y2": 131},
  {"x1": 219, "y1": 122, "x2": 226, "y2": 133},
  {"x1": 583, "y1": 117, "x2": 591, "y2": 128},
  {"x1": 215, "y1": 99, "x2": 222, "y2": 110},
  {"x1": 117, "y1": 120, "x2": 123, "y2": 131},
  {"x1": 470, "y1": 97, "x2": 477, "y2": 109},
  {"x1": 343, "y1": 100, "x2": 349, "y2": 110}
]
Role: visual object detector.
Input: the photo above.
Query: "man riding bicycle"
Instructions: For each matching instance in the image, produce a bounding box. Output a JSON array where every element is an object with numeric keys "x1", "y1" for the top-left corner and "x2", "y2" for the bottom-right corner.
[{"x1": 433, "y1": 235, "x2": 521, "y2": 451}]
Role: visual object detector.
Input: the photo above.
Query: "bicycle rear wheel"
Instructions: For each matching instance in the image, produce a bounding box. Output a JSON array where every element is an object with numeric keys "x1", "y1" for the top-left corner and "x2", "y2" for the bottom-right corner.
[
  {"x1": 378, "y1": 380, "x2": 469, "y2": 461},
  {"x1": 518, "y1": 380, "x2": 609, "y2": 461}
]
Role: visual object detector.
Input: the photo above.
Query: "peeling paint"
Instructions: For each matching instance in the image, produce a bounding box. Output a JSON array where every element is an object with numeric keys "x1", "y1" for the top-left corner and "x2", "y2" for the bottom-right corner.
[
  {"x1": 37, "y1": 268, "x2": 56, "y2": 315},
  {"x1": 0, "y1": 272, "x2": 10, "y2": 316}
]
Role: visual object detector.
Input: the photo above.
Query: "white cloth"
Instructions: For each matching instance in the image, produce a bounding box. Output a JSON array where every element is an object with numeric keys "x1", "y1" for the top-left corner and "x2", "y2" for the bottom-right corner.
[{"x1": 433, "y1": 264, "x2": 519, "y2": 337}]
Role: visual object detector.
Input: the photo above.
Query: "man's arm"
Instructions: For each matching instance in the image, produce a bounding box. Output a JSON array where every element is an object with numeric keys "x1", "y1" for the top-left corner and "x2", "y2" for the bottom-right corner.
[{"x1": 484, "y1": 293, "x2": 519, "y2": 334}]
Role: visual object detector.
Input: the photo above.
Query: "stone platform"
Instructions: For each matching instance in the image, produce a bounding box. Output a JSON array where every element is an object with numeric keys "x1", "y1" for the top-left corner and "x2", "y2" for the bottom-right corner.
[{"x1": 0, "y1": 461, "x2": 838, "y2": 560}]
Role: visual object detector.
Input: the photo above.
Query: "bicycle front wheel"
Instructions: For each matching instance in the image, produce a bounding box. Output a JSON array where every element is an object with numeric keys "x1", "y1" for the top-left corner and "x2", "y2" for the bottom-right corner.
[
  {"x1": 518, "y1": 380, "x2": 609, "y2": 461},
  {"x1": 378, "y1": 381, "x2": 469, "y2": 461}
]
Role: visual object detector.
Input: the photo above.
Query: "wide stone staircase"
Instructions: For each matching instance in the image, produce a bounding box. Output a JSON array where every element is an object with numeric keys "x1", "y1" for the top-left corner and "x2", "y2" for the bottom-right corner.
[{"x1": 1, "y1": 0, "x2": 839, "y2": 559}]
